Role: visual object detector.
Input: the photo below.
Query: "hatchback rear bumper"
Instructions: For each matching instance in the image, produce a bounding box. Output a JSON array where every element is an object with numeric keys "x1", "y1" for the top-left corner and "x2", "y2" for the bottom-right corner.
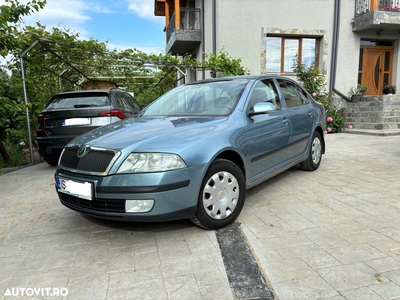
[{"x1": 37, "y1": 136, "x2": 77, "y2": 155}]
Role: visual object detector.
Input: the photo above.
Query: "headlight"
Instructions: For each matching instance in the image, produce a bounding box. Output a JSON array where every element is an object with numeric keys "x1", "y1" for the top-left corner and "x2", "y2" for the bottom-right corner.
[{"x1": 117, "y1": 153, "x2": 187, "y2": 173}]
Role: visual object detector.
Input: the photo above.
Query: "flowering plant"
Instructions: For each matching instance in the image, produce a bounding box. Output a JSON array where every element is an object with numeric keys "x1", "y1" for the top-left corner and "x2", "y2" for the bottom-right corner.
[
  {"x1": 292, "y1": 58, "x2": 346, "y2": 133},
  {"x1": 325, "y1": 114, "x2": 346, "y2": 134},
  {"x1": 381, "y1": 5, "x2": 400, "y2": 11},
  {"x1": 19, "y1": 141, "x2": 27, "y2": 149}
]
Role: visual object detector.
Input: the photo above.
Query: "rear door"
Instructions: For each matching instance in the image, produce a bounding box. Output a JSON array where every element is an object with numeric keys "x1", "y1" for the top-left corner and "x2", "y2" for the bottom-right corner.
[
  {"x1": 43, "y1": 92, "x2": 113, "y2": 137},
  {"x1": 276, "y1": 79, "x2": 314, "y2": 158}
]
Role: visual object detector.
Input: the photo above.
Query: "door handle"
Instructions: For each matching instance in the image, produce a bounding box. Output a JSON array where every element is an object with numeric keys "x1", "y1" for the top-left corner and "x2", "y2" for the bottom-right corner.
[{"x1": 282, "y1": 117, "x2": 289, "y2": 124}]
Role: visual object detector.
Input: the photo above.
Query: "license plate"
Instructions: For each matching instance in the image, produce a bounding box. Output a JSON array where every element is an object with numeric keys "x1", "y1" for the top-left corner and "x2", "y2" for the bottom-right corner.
[
  {"x1": 62, "y1": 118, "x2": 91, "y2": 126},
  {"x1": 56, "y1": 177, "x2": 93, "y2": 200}
]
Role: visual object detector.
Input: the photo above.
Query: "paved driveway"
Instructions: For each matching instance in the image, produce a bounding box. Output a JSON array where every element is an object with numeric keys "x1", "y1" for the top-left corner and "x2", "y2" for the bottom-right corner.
[{"x1": 1, "y1": 133, "x2": 400, "y2": 299}]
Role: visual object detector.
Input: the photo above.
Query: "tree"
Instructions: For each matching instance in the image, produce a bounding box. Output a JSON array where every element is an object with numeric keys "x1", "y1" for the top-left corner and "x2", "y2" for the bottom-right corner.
[
  {"x1": 0, "y1": 0, "x2": 47, "y2": 56},
  {"x1": 2, "y1": 17, "x2": 249, "y2": 166},
  {"x1": 0, "y1": 69, "x2": 24, "y2": 161},
  {"x1": 0, "y1": 0, "x2": 46, "y2": 162}
]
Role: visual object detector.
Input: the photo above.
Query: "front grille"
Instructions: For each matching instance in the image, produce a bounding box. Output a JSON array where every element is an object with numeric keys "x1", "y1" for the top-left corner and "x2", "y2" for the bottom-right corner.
[
  {"x1": 59, "y1": 193, "x2": 125, "y2": 213},
  {"x1": 59, "y1": 148, "x2": 119, "y2": 175}
]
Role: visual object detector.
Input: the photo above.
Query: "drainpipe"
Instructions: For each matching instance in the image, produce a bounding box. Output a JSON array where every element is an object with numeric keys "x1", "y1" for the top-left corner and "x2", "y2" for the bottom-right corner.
[
  {"x1": 211, "y1": 0, "x2": 216, "y2": 77},
  {"x1": 202, "y1": 0, "x2": 205, "y2": 79},
  {"x1": 330, "y1": 0, "x2": 350, "y2": 101},
  {"x1": 212, "y1": 0, "x2": 216, "y2": 56}
]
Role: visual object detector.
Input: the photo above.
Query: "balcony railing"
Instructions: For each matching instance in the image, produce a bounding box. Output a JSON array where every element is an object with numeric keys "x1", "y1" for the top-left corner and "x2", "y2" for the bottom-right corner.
[
  {"x1": 167, "y1": 8, "x2": 201, "y2": 43},
  {"x1": 355, "y1": 0, "x2": 400, "y2": 16},
  {"x1": 166, "y1": 8, "x2": 202, "y2": 55}
]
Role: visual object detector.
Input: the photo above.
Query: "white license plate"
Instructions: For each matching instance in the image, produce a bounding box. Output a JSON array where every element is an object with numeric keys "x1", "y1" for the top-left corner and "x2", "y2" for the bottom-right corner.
[
  {"x1": 62, "y1": 118, "x2": 91, "y2": 126},
  {"x1": 56, "y1": 177, "x2": 93, "y2": 200}
]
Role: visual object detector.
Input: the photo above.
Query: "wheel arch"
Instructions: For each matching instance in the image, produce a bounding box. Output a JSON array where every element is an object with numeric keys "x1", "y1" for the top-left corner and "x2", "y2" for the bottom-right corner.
[
  {"x1": 214, "y1": 150, "x2": 246, "y2": 179},
  {"x1": 315, "y1": 126, "x2": 326, "y2": 154}
]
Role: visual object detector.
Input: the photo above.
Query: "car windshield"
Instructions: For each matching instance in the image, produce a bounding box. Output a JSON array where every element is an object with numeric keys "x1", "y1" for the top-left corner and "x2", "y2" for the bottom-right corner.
[
  {"x1": 140, "y1": 79, "x2": 249, "y2": 117},
  {"x1": 47, "y1": 95, "x2": 110, "y2": 109}
]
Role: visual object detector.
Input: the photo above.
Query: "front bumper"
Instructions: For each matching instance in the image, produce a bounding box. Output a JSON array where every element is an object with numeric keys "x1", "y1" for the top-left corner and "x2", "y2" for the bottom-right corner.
[{"x1": 55, "y1": 165, "x2": 206, "y2": 222}]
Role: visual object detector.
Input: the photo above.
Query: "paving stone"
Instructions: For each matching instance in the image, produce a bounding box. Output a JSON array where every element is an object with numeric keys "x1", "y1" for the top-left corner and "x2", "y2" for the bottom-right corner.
[
  {"x1": 339, "y1": 287, "x2": 384, "y2": 300},
  {"x1": 316, "y1": 262, "x2": 388, "y2": 291},
  {"x1": 2, "y1": 132, "x2": 400, "y2": 299},
  {"x1": 365, "y1": 256, "x2": 400, "y2": 273},
  {"x1": 66, "y1": 274, "x2": 108, "y2": 300},
  {"x1": 164, "y1": 275, "x2": 202, "y2": 300},
  {"x1": 327, "y1": 243, "x2": 387, "y2": 264},
  {"x1": 107, "y1": 267, "x2": 168, "y2": 300},
  {"x1": 272, "y1": 274, "x2": 339, "y2": 300}
]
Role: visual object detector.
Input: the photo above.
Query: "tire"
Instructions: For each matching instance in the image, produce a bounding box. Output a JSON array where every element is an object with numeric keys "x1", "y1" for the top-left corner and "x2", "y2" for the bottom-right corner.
[
  {"x1": 300, "y1": 131, "x2": 322, "y2": 171},
  {"x1": 191, "y1": 159, "x2": 246, "y2": 230},
  {"x1": 44, "y1": 154, "x2": 59, "y2": 166}
]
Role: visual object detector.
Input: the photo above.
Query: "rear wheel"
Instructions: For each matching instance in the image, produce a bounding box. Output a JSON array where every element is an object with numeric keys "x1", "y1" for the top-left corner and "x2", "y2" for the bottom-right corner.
[
  {"x1": 44, "y1": 154, "x2": 59, "y2": 166},
  {"x1": 300, "y1": 131, "x2": 322, "y2": 171},
  {"x1": 191, "y1": 159, "x2": 246, "y2": 230}
]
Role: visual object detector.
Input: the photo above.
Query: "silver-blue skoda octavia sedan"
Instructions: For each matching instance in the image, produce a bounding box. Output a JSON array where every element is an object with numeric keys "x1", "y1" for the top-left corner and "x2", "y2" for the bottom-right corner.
[{"x1": 55, "y1": 75, "x2": 326, "y2": 229}]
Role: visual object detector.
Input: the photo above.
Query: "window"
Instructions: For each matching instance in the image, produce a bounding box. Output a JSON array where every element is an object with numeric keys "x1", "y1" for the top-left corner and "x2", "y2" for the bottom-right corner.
[
  {"x1": 47, "y1": 95, "x2": 109, "y2": 109},
  {"x1": 116, "y1": 93, "x2": 141, "y2": 113},
  {"x1": 249, "y1": 80, "x2": 281, "y2": 110},
  {"x1": 266, "y1": 36, "x2": 319, "y2": 73},
  {"x1": 277, "y1": 79, "x2": 308, "y2": 108}
]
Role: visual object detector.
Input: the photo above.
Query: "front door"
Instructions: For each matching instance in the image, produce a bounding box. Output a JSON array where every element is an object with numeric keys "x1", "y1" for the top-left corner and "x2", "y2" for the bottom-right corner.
[{"x1": 359, "y1": 43, "x2": 393, "y2": 95}]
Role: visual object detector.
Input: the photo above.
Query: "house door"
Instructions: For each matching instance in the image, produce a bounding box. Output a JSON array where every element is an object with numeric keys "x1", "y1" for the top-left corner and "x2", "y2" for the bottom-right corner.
[{"x1": 359, "y1": 43, "x2": 393, "y2": 95}]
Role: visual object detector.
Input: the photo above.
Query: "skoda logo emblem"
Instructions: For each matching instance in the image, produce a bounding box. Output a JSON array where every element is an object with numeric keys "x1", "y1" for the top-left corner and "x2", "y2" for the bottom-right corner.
[{"x1": 77, "y1": 146, "x2": 89, "y2": 158}]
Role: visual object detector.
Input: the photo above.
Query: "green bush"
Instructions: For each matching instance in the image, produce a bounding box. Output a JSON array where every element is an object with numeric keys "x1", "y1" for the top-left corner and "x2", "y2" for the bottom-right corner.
[
  {"x1": 292, "y1": 59, "x2": 346, "y2": 133},
  {"x1": 0, "y1": 140, "x2": 25, "y2": 169}
]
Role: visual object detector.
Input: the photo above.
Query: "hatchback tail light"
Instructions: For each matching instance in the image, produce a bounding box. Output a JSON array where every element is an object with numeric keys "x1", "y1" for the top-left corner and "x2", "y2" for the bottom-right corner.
[
  {"x1": 37, "y1": 114, "x2": 54, "y2": 122},
  {"x1": 98, "y1": 109, "x2": 126, "y2": 119},
  {"x1": 37, "y1": 114, "x2": 54, "y2": 133}
]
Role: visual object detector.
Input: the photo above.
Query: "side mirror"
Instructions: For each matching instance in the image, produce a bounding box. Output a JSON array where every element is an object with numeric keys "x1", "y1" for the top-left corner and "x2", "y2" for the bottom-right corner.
[{"x1": 249, "y1": 102, "x2": 277, "y2": 116}]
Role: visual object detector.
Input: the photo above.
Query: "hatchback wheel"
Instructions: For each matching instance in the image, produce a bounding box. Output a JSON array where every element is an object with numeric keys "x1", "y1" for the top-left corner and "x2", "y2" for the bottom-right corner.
[
  {"x1": 191, "y1": 159, "x2": 246, "y2": 230},
  {"x1": 300, "y1": 131, "x2": 322, "y2": 171},
  {"x1": 44, "y1": 154, "x2": 59, "y2": 166}
]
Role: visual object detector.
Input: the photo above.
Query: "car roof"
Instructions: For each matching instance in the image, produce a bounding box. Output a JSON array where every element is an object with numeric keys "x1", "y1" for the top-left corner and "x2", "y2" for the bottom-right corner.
[{"x1": 187, "y1": 75, "x2": 299, "y2": 85}]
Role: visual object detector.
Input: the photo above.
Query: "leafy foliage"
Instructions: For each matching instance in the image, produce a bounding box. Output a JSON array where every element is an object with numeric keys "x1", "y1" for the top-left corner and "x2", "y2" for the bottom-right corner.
[
  {"x1": 0, "y1": 0, "x2": 46, "y2": 56},
  {"x1": 383, "y1": 85, "x2": 396, "y2": 95},
  {"x1": 349, "y1": 84, "x2": 367, "y2": 96},
  {"x1": 292, "y1": 59, "x2": 346, "y2": 133},
  {"x1": 200, "y1": 47, "x2": 249, "y2": 77},
  {"x1": 0, "y1": 2, "x2": 249, "y2": 167}
]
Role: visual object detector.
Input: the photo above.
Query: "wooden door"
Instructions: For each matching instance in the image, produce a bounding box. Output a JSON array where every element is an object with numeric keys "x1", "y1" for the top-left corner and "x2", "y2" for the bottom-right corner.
[{"x1": 359, "y1": 46, "x2": 393, "y2": 95}]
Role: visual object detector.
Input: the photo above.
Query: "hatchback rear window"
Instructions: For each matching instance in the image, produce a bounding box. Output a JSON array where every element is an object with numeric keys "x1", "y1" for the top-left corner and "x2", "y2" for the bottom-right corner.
[{"x1": 46, "y1": 95, "x2": 110, "y2": 109}]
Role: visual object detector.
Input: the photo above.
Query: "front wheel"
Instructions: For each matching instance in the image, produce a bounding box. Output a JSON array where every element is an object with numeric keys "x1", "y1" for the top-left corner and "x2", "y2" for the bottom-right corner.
[
  {"x1": 191, "y1": 159, "x2": 246, "y2": 230},
  {"x1": 300, "y1": 131, "x2": 323, "y2": 171}
]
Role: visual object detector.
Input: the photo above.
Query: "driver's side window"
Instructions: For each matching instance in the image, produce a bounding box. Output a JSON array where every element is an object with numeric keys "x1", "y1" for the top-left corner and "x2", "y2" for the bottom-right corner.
[{"x1": 249, "y1": 80, "x2": 281, "y2": 110}]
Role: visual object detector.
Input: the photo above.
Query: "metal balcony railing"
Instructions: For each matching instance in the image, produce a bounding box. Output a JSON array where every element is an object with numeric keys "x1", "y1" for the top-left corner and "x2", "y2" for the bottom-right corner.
[
  {"x1": 355, "y1": 0, "x2": 400, "y2": 16},
  {"x1": 166, "y1": 8, "x2": 201, "y2": 42}
]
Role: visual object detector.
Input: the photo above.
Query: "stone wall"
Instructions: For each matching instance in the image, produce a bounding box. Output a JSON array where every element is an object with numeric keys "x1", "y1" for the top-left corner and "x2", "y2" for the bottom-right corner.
[{"x1": 343, "y1": 95, "x2": 400, "y2": 130}]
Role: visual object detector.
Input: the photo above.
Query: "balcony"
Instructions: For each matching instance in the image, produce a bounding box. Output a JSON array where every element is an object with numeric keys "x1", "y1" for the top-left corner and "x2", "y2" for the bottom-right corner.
[
  {"x1": 166, "y1": 8, "x2": 202, "y2": 55},
  {"x1": 353, "y1": 0, "x2": 400, "y2": 32}
]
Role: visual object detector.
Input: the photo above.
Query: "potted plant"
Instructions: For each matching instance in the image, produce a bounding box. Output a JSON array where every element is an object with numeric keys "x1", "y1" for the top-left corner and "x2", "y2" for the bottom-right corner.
[
  {"x1": 349, "y1": 84, "x2": 367, "y2": 101},
  {"x1": 383, "y1": 85, "x2": 396, "y2": 95}
]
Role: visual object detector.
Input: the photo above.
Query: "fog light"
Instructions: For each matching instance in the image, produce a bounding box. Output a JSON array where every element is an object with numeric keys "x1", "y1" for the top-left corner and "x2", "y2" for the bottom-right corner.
[{"x1": 125, "y1": 199, "x2": 154, "y2": 213}]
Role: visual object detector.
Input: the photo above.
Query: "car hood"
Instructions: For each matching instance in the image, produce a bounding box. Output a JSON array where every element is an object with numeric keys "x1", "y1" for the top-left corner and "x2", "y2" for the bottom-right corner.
[{"x1": 68, "y1": 116, "x2": 229, "y2": 151}]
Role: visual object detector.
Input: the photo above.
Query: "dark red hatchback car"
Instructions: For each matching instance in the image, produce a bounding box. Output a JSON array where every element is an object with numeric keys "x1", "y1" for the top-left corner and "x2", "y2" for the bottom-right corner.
[{"x1": 37, "y1": 88, "x2": 141, "y2": 165}]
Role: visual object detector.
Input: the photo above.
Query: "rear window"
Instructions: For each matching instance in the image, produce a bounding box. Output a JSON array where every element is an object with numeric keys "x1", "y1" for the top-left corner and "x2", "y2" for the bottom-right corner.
[{"x1": 46, "y1": 94, "x2": 110, "y2": 109}]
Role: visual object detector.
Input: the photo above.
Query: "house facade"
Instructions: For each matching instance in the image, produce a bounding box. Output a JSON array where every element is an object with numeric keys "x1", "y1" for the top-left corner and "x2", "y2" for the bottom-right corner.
[{"x1": 154, "y1": 0, "x2": 400, "y2": 98}]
